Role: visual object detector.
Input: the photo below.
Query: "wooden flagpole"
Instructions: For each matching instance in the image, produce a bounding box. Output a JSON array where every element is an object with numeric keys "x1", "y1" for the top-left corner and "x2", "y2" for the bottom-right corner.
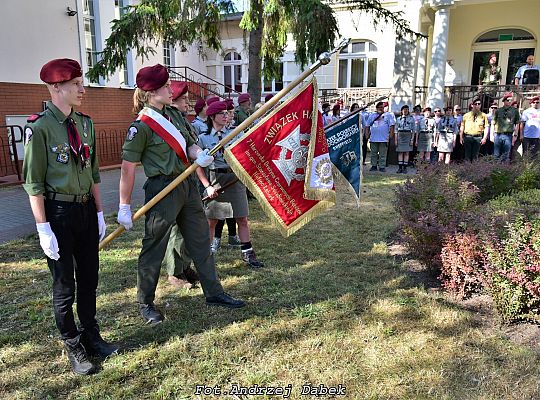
[{"x1": 99, "y1": 38, "x2": 352, "y2": 250}]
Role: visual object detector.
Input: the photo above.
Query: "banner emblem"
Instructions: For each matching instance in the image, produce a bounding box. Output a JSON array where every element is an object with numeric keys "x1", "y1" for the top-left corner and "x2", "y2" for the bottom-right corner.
[{"x1": 273, "y1": 125, "x2": 311, "y2": 186}]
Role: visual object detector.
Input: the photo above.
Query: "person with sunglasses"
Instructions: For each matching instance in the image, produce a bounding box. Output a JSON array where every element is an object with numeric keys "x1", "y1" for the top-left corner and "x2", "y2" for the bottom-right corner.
[
  {"x1": 519, "y1": 96, "x2": 540, "y2": 157},
  {"x1": 459, "y1": 98, "x2": 489, "y2": 162},
  {"x1": 492, "y1": 93, "x2": 520, "y2": 162},
  {"x1": 197, "y1": 101, "x2": 265, "y2": 268}
]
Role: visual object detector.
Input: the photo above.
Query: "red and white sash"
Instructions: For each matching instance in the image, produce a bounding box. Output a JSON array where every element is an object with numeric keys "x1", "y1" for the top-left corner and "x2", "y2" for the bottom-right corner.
[{"x1": 138, "y1": 107, "x2": 190, "y2": 166}]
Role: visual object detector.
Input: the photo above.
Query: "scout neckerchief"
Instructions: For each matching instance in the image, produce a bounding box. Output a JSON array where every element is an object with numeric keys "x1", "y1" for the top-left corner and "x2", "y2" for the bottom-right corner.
[
  {"x1": 138, "y1": 107, "x2": 190, "y2": 166},
  {"x1": 67, "y1": 117, "x2": 90, "y2": 168}
]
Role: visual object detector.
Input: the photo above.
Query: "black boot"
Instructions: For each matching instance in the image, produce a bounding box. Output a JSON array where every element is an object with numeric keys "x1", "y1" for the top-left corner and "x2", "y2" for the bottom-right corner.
[
  {"x1": 397, "y1": 164, "x2": 403, "y2": 173},
  {"x1": 81, "y1": 327, "x2": 119, "y2": 358},
  {"x1": 139, "y1": 303, "x2": 164, "y2": 325},
  {"x1": 402, "y1": 165, "x2": 408, "y2": 174},
  {"x1": 64, "y1": 335, "x2": 96, "y2": 375},
  {"x1": 241, "y1": 249, "x2": 265, "y2": 268}
]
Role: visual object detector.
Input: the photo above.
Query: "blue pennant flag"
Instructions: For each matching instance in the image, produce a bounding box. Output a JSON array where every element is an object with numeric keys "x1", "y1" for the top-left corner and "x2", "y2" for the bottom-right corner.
[{"x1": 324, "y1": 113, "x2": 362, "y2": 201}]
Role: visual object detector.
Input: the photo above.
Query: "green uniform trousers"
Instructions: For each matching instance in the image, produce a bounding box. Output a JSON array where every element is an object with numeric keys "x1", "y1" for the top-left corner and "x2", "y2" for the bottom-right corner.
[
  {"x1": 370, "y1": 142, "x2": 388, "y2": 169},
  {"x1": 138, "y1": 175, "x2": 223, "y2": 304},
  {"x1": 161, "y1": 224, "x2": 192, "y2": 277}
]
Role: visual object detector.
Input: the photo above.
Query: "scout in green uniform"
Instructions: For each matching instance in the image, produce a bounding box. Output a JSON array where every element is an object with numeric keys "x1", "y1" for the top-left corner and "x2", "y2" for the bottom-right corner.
[
  {"x1": 23, "y1": 58, "x2": 118, "y2": 375},
  {"x1": 161, "y1": 81, "x2": 199, "y2": 289},
  {"x1": 492, "y1": 92, "x2": 520, "y2": 162},
  {"x1": 117, "y1": 64, "x2": 245, "y2": 325},
  {"x1": 234, "y1": 92, "x2": 252, "y2": 126}
]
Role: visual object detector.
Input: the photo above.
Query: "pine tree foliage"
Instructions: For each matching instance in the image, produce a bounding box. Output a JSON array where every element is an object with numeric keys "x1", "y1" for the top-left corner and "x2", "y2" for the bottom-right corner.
[{"x1": 87, "y1": 0, "x2": 421, "y2": 85}]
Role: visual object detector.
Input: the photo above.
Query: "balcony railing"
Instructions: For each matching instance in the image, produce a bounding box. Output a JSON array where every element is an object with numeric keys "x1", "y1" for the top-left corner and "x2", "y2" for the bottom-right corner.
[{"x1": 415, "y1": 84, "x2": 540, "y2": 112}]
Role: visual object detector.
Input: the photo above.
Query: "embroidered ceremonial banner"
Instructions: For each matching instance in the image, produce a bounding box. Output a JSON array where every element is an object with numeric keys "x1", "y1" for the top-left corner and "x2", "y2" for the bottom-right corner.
[
  {"x1": 225, "y1": 79, "x2": 335, "y2": 237},
  {"x1": 324, "y1": 113, "x2": 362, "y2": 205},
  {"x1": 304, "y1": 79, "x2": 335, "y2": 201},
  {"x1": 138, "y1": 107, "x2": 190, "y2": 166}
]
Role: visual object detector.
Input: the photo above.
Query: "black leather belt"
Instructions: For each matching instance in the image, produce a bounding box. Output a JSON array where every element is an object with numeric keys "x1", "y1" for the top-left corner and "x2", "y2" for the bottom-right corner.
[
  {"x1": 497, "y1": 132, "x2": 513, "y2": 136},
  {"x1": 210, "y1": 168, "x2": 232, "y2": 173},
  {"x1": 464, "y1": 134, "x2": 481, "y2": 137},
  {"x1": 45, "y1": 192, "x2": 92, "y2": 203}
]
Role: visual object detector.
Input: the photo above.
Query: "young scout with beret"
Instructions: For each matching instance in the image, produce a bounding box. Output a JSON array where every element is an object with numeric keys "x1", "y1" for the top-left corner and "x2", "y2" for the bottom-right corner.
[
  {"x1": 117, "y1": 64, "x2": 245, "y2": 325},
  {"x1": 23, "y1": 58, "x2": 118, "y2": 375}
]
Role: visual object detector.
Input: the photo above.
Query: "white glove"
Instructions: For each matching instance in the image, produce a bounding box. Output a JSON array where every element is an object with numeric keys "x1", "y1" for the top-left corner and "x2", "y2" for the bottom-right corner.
[
  {"x1": 36, "y1": 222, "x2": 60, "y2": 260},
  {"x1": 97, "y1": 211, "x2": 106, "y2": 242},
  {"x1": 196, "y1": 149, "x2": 214, "y2": 168},
  {"x1": 117, "y1": 204, "x2": 133, "y2": 230}
]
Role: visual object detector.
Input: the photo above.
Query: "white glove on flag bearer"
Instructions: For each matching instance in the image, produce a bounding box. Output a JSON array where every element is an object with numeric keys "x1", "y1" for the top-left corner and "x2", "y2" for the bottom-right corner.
[
  {"x1": 117, "y1": 204, "x2": 133, "y2": 230},
  {"x1": 36, "y1": 222, "x2": 60, "y2": 260},
  {"x1": 97, "y1": 211, "x2": 106, "y2": 241},
  {"x1": 196, "y1": 149, "x2": 214, "y2": 167}
]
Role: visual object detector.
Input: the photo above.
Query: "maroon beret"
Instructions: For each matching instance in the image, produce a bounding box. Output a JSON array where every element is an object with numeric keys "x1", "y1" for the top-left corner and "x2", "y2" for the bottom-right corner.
[
  {"x1": 194, "y1": 98, "x2": 206, "y2": 114},
  {"x1": 502, "y1": 92, "x2": 513, "y2": 100},
  {"x1": 224, "y1": 98, "x2": 234, "y2": 110},
  {"x1": 136, "y1": 64, "x2": 169, "y2": 91},
  {"x1": 206, "y1": 96, "x2": 220, "y2": 106},
  {"x1": 206, "y1": 101, "x2": 228, "y2": 117},
  {"x1": 171, "y1": 81, "x2": 188, "y2": 100},
  {"x1": 40, "y1": 58, "x2": 82, "y2": 84},
  {"x1": 238, "y1": 93, "x2": 251, "y2": 104},
  {"x1": 264, "y1": 93, "x2": 274, "y2": 102},
  {"x1": 531, "y1": 96, "x2": 540, "y2": 102}
]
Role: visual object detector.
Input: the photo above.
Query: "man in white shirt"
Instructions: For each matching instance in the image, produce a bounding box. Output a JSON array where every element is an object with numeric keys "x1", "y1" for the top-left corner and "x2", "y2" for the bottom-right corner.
[
  {"x1": 519, "y1": 96, "x2": 540, "y2": 157},
  {"x1": 514, "y1": 55, "x2": 540, "y2": 86}
]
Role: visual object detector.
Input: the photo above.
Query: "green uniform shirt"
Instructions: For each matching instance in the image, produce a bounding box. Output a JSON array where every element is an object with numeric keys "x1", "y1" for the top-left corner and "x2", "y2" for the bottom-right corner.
[
  {"x1": 492, "y1": 106, "x2": 520, "y2": 133},
  {"x1": 23, "y1": 101, "x2": 100, "y2": 196},
  {"x1": 122, "y1": 105, "x2": 195, "y2": 177},
  {"x1": 234, "y1": 106, "x2": 251, "y2": 126}
]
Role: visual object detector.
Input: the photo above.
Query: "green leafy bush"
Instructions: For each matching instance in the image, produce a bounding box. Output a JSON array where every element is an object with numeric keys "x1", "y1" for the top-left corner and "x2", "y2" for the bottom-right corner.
[{"x1": 485, "y1": 217, "x2": 540, "y2": 322}]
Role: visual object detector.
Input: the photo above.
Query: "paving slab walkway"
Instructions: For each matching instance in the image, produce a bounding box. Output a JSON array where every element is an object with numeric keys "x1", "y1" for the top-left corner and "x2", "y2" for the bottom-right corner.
[{"x1": 0, "y1": 166, "x2": 147, "y2": 245}]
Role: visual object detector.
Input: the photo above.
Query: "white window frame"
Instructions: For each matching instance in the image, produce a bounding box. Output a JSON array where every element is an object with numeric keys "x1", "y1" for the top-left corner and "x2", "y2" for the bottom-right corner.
[
  {"x1": 163, "y1": 41, "x2": 175, "y2": 68},
  {"x1": 337, "y1": 40, "x2": 378, "y2": 88},
  {"x1": 223, "y1": 51, "x2": 242, "y2": 93}
]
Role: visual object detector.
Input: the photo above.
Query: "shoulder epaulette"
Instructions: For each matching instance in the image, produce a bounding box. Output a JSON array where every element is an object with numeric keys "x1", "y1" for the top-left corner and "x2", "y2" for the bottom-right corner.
[
  {"x1": 27, "y1": 112, "x2": 45, "y2": 123},
  {"x1": 75, "y1": 111, "x2": 91, "y2": 118}
]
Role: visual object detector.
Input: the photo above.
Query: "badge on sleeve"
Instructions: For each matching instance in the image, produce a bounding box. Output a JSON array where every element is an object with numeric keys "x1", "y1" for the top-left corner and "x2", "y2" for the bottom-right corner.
[
  {"x1": 24, "y1": 127, "x2": 33, "y2": 145},
  {"x1": 127, "y1": 126, "x2": 138, "y2": 141}
]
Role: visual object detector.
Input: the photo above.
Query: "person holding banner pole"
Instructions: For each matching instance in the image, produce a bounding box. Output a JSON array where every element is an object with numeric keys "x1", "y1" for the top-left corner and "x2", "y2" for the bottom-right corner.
[
  {"x1": 197, "y1": 101, "x2": 265, "y2": 268},
  {"x1": 117, "y1": 65, "x2": 245, "y2": 325}
]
